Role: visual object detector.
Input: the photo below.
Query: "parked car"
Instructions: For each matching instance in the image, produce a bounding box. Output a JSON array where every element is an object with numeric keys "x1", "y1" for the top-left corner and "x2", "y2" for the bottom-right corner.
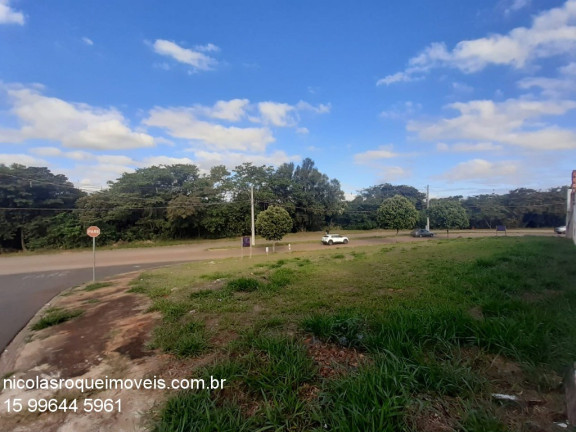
[
  {"x1": 321, "y1": 234, "x2": 349, "y2": 245},
  {"x1": 555, "y1": 225, "x2": 567, "y2": 234},
  {"x1": 411, "y1": 229, "x2": 435, "y2": 238}
]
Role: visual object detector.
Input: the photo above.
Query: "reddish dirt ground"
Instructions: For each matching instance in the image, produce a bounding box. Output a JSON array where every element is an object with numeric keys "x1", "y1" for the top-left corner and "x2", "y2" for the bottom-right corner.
[{"x1": 0, "y1": 273, "x2": 187, "y2": 432}]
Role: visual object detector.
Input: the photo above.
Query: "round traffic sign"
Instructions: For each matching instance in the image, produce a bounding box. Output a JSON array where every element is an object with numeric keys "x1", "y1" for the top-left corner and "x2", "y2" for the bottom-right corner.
[{"x1": 86, "y1": 226, "x2": 101, "y2": 238}]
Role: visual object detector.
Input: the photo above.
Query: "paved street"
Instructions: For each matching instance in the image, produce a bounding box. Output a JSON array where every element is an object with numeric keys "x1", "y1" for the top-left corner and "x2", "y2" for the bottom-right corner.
[{"x1": 0, "y1": 263, "x2": 180, "y2": 353}]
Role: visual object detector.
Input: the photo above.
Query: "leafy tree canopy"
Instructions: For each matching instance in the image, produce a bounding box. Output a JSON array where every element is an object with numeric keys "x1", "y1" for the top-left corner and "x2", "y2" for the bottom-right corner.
[
  {"x1": 376, "y1": 195, "x2": 419, "y2": 234},
  {"x1": 356, "y1": 184, "x2": 425, "y2": 207},
  {"x1": 255, "y1": 205, "x2": 293, "y2": 242},
  {"x1": 342, "y1": 183, "x2": 425, "y2": 230},
  {"x1": 429, "y1": 199, "x2": 469, "y2": 234},
  {"x1": 0, "y1": 164, "x2": 85, "y2": 250}
]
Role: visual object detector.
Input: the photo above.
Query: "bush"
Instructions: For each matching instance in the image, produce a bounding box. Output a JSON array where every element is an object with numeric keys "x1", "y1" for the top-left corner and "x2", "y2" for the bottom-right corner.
[{"x1": 226, "y1": 278, "x2": 261, "y2": 292}]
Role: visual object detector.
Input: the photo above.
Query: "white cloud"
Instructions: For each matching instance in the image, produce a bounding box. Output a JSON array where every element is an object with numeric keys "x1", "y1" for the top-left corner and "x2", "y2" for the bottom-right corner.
[
  {"x1": 376, "y1": 166, "x2": 410, "y2": 182},
  {"x1": 506, "y1": 0, "x2": 531, "y2": 13},
  {"x1": 296, "y1": 101, "x2": 332, "y2": 114},
  {"x1": 436, "y1": 143, "x2": 450, "y2": 152},
  {"x1": 96, "y1": 155, "x2": 135, "y2": 165},
  {"x1": 499, "y1": 0, "x2": 532, "y2": 16},
  {"x1": 376, "y1": 72, "x2": 415, "y2": 86},
  {"x1": 29, "y1": 146, "x2": 65, "y2": 157},
  {"x1": 192, "y1": 149, "x2": 300, "y2": 170},
  {"x1": 180, "y1": 99, "x2": 250, "y2": 122},
  {"x1": 65, "y1": 163, "x2": 135, "y2": 190},
  {"x1": 144, "y1": 98, "x2": 329, "y2": 151},
  {"x1": 440, "y1": 159, "x2": 520, "y2": 182},
  {"x1": 30, "y1": 147, "x2": 92, "y2": 160},
  {"x1": 257, "y1": 102, "x2": 296, "y2": 127},
  {"x1": 561, "y1": 62, "x2": 576, "y2": 75},
  {"x1": 0, "y1": 85, "x2": 156, "y2": 150},
  {"x1": 354, "y1": 145, "x2": 401, "y2": 165},
  {"x1": 380, "y1": 101, "x2": 422, "y2": 120},
  {"x1": 353, "y1": 146, "x2": 411, "y2": 181},
  {"x1": 452, "y1": 82, "x2": 475, "y2": 94},
  {"x1": 208, "y1": 99, "x2": 249, "y2": 121},
  {"x1": 0, "y1": 0, "x2": 25, "y2": 25},
  {"x1": 436, "y1": 142, "x2": 503, "y2": 152},
  {"x1": 82, "y1": 37, "x2": 94, "y2": 46},
  {"x1": 154, "y1": 137, "x2": 175, "y2": 146},
  {"x1": 253, "y1": 101, "x2": 330, "y2": 126},
  {"x1": 378, "y1": 0, "x2": 576, "y2": 84},
  {"x1": 408, "y1": 98, "x2": 576, "y2": 150},
  {"x1": 195, "y1": 43, "x2": 220, "y2": 53},
  {"x1": 518, "y1": 61, "x2": 576, "y2": 97},
  {"x1": 152, "y1": 39, "x2": 218, "y2": 71},
  {"x1": 0, "y1": 153, "x2": 46, "y2": 166},
  {"x1": 141, "y1": 156, "x2": 195, "y2": 166},
  {"x1": 144, "y1": 107, "x2": 274, "y2": 152}
]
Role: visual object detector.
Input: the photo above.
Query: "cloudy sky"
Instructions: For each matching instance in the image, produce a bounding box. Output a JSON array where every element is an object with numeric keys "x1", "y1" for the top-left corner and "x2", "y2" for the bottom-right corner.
[{"x1": 1, "y1": 0, "x2": 575, "y2": 197}]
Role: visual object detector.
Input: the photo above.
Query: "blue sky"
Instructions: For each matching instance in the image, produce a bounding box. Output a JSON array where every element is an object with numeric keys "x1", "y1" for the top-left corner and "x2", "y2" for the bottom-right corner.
[{"x1": 1, "y1": 0, "x2": 575, "y2": 198}]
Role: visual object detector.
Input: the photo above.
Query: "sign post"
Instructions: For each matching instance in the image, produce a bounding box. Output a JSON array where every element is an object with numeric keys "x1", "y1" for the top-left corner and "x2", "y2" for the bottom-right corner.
[
  {"x1": 86, "y1": 226, "x2": 101, "y2": 282},
  {"x1": 242, "y1": 236, "x2": 251, "y2": 259}
]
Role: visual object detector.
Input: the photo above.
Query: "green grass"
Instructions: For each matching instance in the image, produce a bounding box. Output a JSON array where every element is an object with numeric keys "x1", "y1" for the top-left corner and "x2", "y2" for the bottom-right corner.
[
  {"x1": 31, "y1": 307, "x2": 83, "y2": 330},
  {"x1": 132, "y1": 236, "x2": 576, "y2": 431},
  {"x1": 153, "y1": 333, "x2": 318, "y2": 431},
  {"x1": 83, "y1": 298, "x2": 101, "y2": 304},
  {"x1": 148, "y1": 320, "x2": 207, "y2": 357},
  {"x1": 84, "y1": 281, "x2": 113, "y2": 291},
  {"x1": 225, "y1": 277, "x2": 261, "y2": 292}
]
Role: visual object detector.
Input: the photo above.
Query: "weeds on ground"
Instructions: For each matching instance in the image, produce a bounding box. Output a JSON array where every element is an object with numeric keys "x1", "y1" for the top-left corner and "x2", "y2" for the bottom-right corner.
[
  {"x1": 31, "y1": 307, "x2": 83, "y2": 330},
  {"x1": 134, "y1": 237, "x2": 576, "y2": 431},
  {"x1": 84, "y1": 281, "x2": 113, "y2": 291}
]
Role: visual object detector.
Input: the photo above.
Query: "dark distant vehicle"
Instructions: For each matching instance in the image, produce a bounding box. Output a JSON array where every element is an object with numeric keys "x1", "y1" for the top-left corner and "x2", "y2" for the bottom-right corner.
[
  {"x1": 411, "y1": 229, "x2": 435, "y2": 238},
  {"x1": 555, "y1": 225, "x2": 566, "y2": 234}
]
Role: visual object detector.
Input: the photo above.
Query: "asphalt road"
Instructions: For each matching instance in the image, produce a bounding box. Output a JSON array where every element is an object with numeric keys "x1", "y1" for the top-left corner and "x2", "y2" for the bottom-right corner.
[{"x1": 0, "y1": 263, "x2": 190, "y2": 353}]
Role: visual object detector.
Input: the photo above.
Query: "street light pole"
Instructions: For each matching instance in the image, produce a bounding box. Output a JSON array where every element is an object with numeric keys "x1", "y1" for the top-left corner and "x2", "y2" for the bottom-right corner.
[
  {"x1": 426, "y1": 185, "x2": 430, "y2": 231},
  {"x1": 251, "y1": 185, "x2": 256, "y2": 247}
]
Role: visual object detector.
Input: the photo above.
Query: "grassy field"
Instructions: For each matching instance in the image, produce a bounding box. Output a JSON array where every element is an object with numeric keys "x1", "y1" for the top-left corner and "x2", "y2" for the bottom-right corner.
[{"x1": 128, "y1": 236, "x2": 576, "y2": 432}]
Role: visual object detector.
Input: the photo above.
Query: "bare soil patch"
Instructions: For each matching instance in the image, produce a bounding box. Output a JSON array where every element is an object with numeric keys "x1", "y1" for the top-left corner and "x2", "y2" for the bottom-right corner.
[
  {"x1": 0, "y1": 272, "x2": 213, "y2": 432},
  {"x1": 304, "y1": 336, "x2": 368, "y2": 379}
]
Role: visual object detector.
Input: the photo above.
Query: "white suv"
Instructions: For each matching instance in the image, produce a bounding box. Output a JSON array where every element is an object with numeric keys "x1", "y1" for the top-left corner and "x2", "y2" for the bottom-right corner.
[{"x1": 321, "y1": 234, "x2": 349, "y2": 245}]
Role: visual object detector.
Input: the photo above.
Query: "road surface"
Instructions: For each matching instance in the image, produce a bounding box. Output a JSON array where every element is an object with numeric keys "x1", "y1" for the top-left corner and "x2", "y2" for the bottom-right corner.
[{"x1": 0, "y1": 263, "x2": 182, "y2": 354}]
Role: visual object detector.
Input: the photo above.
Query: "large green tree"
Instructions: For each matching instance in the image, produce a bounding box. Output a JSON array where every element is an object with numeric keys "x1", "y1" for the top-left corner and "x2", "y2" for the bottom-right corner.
[
  {"x1": 376, "y1": 195, "x2": 419, "y2": 235},
  {"x1": 0, "y1": 164, "x2": 85, "y2": 250},
  {"x1": 461, "y1": 194, "x2": 510, "y2": 229},
  {"x1": 286, "y1": 158, "x2": 345, "y2": 232},
  {"x1": 78, "y1": 164, "x2": 217, "y2": 242},
  {"x1": 460, "y1": 188, "x2": 567, "y2": 229},
  {"x1": 341, "y1": 183, "x2": 425, "y2": 229},
  {"x1": 255, "y1": 205, "x2": 293, "y2": 251},
  {"x1": 429, "y1": 200, "x2": 469, "y2": 236}
]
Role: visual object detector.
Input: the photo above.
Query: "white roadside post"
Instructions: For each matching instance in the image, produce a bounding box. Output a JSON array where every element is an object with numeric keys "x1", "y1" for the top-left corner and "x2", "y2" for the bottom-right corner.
[{"x1": 86, "y1": 226, "x2": 101, "y2": 282}]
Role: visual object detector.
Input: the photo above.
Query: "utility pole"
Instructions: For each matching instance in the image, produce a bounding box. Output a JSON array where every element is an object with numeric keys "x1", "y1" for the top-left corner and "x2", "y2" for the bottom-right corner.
[
  {"x1": 251, "y1": 185, "x2": 256, "y2": 247},
  {"x1": 567, "y1": 187, "x2": 572, "y2": 228},
  {"x1": 426, "y1": 185, "x2": 430, "y2": 231}
]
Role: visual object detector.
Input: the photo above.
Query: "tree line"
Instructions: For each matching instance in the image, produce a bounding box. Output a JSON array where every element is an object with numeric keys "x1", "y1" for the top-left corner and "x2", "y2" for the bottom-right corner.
[{"x1": 0, "y1": 162, "x2": 568, "y2": 251}]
